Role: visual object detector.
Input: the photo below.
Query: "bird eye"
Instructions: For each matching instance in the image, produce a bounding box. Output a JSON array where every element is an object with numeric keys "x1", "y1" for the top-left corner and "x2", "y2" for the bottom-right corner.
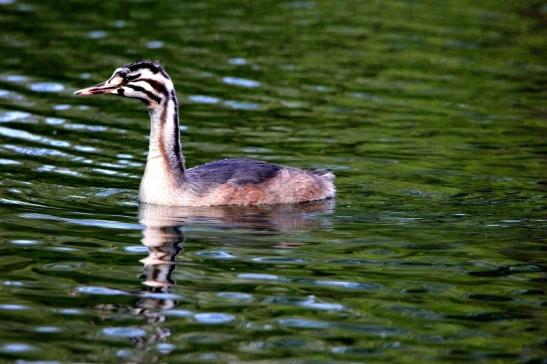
[
  {"x1": 126, "y1": 73, "x2": 141, "y2": 81},
  {"x1": 117, "y1": 70, "x2": 128, "y2": 79}
]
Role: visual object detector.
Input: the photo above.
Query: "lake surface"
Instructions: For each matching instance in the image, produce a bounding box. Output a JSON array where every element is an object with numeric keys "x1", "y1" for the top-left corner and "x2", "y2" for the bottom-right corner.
[{"x1": 0, "y1": 0, "x2": 545, "y2": 362}]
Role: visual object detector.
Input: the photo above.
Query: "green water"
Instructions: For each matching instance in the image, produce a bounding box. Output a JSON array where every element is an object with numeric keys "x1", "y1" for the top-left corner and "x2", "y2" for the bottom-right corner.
[{"x1": 0, "y1": 0, "x2": 545, "y2": 362}]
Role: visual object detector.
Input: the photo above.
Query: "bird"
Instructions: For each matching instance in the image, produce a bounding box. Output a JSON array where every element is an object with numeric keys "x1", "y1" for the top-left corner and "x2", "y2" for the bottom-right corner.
[{"x1": 74, "y1": 60, "x2": 335, "y2": 206}]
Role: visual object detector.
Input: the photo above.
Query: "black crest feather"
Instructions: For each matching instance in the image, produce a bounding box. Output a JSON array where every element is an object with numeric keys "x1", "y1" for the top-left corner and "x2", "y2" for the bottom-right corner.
[{"x1": 126, "y1": 59, "x2": 168, "y2": 77}]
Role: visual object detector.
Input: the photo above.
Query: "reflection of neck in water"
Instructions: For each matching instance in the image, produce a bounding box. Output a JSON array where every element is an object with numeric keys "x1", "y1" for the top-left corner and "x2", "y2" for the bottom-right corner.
[
  {"x1": 128, "y1": 207, "x2": 185, "y2": 350},
  {"x1": 140, "y1": 222, "x2": 183, "y2": 296},
  {"x1": 137, "y1": 225, "x2": 183, "y2": 314}
]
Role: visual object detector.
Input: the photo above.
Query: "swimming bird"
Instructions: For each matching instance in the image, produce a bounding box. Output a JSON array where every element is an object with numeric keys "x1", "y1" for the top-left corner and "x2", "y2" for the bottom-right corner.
[{"x1": 74, "y1": 60, "x2": 335, "y2": 206}]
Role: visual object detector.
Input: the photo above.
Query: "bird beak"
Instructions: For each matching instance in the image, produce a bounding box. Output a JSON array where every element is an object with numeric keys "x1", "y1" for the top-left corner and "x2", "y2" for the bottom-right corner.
[{"x1": 74, "y1": 78, "x2": 123, "y2": 96}]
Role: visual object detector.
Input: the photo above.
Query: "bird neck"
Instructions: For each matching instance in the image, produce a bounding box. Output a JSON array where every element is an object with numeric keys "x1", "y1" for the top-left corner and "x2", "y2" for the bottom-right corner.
[{"x1": 146, "y1": 92, "x2": 185, "y2": 181}]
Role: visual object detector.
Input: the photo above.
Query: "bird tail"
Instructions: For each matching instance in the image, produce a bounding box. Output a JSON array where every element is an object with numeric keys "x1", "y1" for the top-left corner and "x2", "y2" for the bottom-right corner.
[{"x1": 311, "y1": 169, "x2": 335, "y2": 181}]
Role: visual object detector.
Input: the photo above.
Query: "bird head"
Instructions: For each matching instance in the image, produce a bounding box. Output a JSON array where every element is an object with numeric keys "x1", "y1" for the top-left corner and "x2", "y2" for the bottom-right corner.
[{"x1": 74, "y1": 60, "x2": 173, "y2": 107}]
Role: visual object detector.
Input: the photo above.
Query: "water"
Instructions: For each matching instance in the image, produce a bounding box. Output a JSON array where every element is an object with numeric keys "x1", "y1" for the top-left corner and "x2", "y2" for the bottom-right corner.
[{"x1": 0, "y1": 0, "x2": 545, "y2": 362}]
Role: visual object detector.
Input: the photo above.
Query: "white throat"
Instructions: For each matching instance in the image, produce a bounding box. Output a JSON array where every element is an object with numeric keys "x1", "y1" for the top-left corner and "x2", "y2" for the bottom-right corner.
[{"x1": 140, "y1": 94, "x2": 186, "y2": 204}]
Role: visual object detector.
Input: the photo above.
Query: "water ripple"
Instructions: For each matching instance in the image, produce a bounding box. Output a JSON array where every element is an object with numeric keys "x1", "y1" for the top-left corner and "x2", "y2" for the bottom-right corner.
[
  {"x1": 36, "y1": 164, "x2": 83, "y2": 177},
  {"x1": 77, "y1": 286, "x2": 130, "y2": 296},
  {"x1": 0, "y1": 343, "x2": 38, "y2": 353},
  {"x1": 156, "y1": 343, "x2": 175, "y2": 354},
  {"x1": 238, "y1": 273, "x2": 280, "y2": 281},
  {"x1": 34, "y1": 326, "x2": 61, "y2": 333},
  {"x1": 3, "y1": 143, "x2": 70, "y2": 157},
  {"x1": 252, "y1": 257, "x2": 306, "y2": 264},
  {"x1": 0, "y1": 158, "x2": 19, "y2": 165},
  {"x1": 74, "y1": 145, "x2": 97, "y2": 153},
  {"x1": 146, "y1": 40, "x2": 164, "y2": 49},
  {"x1": 61, "y1": 122, "x2": 108, "y2": 132},
  {"x1": 164, "y1": 309, "x2": 193, "y2": 317},
  {"x1": 102, "y1": 327, "x2": 146, "y2": 337},
  {"x1": 88, "y1": 30, "x2": 107, "y2": 39},
  {"x1": 0, "y1": 126, "x2": 71, "y2": 148},
  {"x1": 0, "y1": 110, "x2": 31, "y2": 122},
  {"x1": 224, "y1": 100, "x2": 261, "y2": 110},
  {"x1": 1, "y1": 281, "x2": 24, "y2": 287},
  {"x1": 20, "y1": 213, "x2": 142, "y2": 230},
  {"x1": 194, "y1": 312, "x2": 235, "y2": 324},
  {"x1": 299, "y1": 296, "x2": 345, "y2": 311},
  {"x1": 2, "y1": 74, "x2": 29, "y2": 83},
  {"x1": 222, "y1": 76, "x2": 261, "y2": 88},
  {"x1": 196, "y1": 250, "x2": 236, "y2": 259},
  {"x1": 10, "y1": 239, "x2": 39, "y2": 246},
  {"x1": 278, "y1": 318, "x2": 330, "y2": 329},
  {"x1": 113, "y1": 20, "x2": 126, "y2": 28},
  {"x1": 29, "y1": 82, "x2": 64, "y2": 93},
  {"x1": 313, "y1": 280, "x2": 381, "y2": 290},
  {"x1": 228, "y1": 57, "x2": 248, "y2": 66},
  {"x1": 55, "y1": 308, "x2": 82, "y2": 315},
  {"x1": 0, "y1": 303, "x2": 28, "y2": 311},
  {"x1": 124, "y1": 245, "x2": 148, "y2": 253},
  {"x1": 140, "y1": 292, "x2": 181, "y2": 300},
  {"x1": 266, "y1": 295, "x2": 345, "y2": 311},
  {"x1": 217, "y1": 292, "x2": 254, "y2": 301},
  {"x1": 52, "y1": 104, "x2": 71, "y2": 111},
  {"x1": 187, "y1": 94, "x2": 220, "y2": 104}
]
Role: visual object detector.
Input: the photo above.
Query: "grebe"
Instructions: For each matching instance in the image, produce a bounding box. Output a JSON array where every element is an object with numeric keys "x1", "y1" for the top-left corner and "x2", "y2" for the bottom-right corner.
[{"x1": 74, "y1": 60, "x2": 335, "y2": 206}]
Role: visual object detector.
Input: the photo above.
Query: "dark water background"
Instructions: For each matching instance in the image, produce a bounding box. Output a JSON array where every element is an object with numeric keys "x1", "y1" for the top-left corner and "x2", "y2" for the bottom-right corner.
[{"x1": 0, "y1": 0, "x2": 545, "y2": 362}]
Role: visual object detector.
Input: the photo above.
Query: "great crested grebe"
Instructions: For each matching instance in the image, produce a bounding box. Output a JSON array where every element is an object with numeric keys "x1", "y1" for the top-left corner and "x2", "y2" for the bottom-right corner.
[{"x1": 74, "y1": 60, "x2": 335, "y2": 206}]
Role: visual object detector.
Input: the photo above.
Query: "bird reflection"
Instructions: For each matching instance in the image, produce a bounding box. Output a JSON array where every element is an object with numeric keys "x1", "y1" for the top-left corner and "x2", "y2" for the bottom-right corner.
[
  {"x1": 129, "y1": 211, "x2": 184, "y2": 349},
  {"x1": 100, "y1": 200, "x2": 334, "y2": 360}
]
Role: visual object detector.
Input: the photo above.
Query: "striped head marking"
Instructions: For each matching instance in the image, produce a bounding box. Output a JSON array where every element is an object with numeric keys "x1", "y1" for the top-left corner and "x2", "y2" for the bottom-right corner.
[{"x1": 74, "y1": 60, "x2": 173, "y2": 107}]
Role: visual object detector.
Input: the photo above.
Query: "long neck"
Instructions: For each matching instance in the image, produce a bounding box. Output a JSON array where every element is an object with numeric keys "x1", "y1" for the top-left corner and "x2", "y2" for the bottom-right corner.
[{"x1": 146, "y1": 91, "x2": 185, "y2": 182}]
